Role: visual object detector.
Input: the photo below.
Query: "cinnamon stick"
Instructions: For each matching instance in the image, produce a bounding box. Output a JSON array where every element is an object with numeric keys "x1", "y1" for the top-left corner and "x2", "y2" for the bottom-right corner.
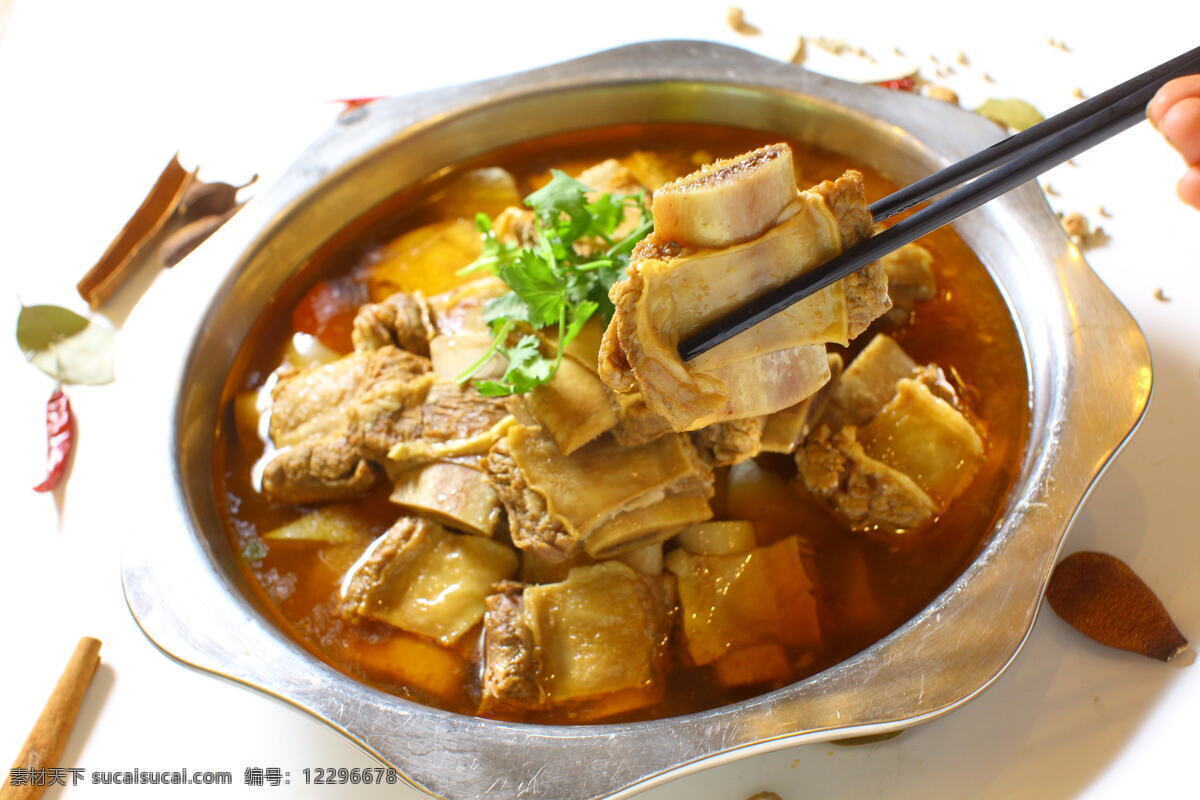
[
  {"x1": 76, "y1": 154, "x2": 194, "y2": 308},
  {"x1": 1, "y1": 637, "x2": 102, "y2": 800}
]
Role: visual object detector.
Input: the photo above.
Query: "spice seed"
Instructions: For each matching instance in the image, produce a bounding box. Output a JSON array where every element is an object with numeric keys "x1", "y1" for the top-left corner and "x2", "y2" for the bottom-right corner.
[
  {"x1": 789, "y1": 36, "x2": 807, "y2": 65},
  {"x1": 726, "y1": 7, "x2": 760, "y2": 35},
  {"x1": 1046, "y1": 551, "x2": 1188, "y2": 662}
]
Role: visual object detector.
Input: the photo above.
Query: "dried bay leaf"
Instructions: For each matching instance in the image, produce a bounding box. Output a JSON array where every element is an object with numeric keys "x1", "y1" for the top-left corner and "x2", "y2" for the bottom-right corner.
[
  {"x1": 17, "y1": 304, "x2": 116, "y2": 385},
  {"x1": 1046, "y1": 551, "x2": 1189, "y2": 662},
  {"x1": 16, "y1": 304, "x2": 89, "y2": 353},
  {"x1": 976, "y1": 98, "x2": 1045, "y2": 131}
]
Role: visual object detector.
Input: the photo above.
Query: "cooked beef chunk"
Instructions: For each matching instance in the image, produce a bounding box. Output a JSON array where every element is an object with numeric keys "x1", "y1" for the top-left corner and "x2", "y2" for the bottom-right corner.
[
  {"x1": 352, "y1": 291, "x2": 433, "y2": 356},
  {"x1": 523, "y1": 360, "x2": 618, "y2": 454},
  {"x1": 795, "y1": 335, "x2": 984, "y2": 532},
  {"x1": 486, "y1": 425, "x2": 713, "y2": 560},
  {"x1": 821, "y1": 334, "x2": 918, "y2": 431},
  {"x1": 262, "y1": 341, "x2": 514, "y2": 504},
  {"x1": 856, "y1": 377, "x2": 984, "y2": 505},
  {"x1": 479, "y1": 582, "x2": 542, "y2": 714},
  {"x1": 881, "y1": 242, "x2": 937, "y2": 326},
  {"x1": 610, "y1": 391, "x2": 674, "y2": 447},
  {"x1": 260, "y1": 441, "x2": 377, "y2": 505},
  {"x1": 692, "y1": 416, "x2": 766, "y2": 467},
  {"x1": 388, "y1": 459, "x2": 502, "y2": 537},
  {"x1": 666, "y1": 535, "x2": 820, "y2": 666},
  {"x1": 339, "y1": 516, "x2": 517, "y2": 645},
  {"x1": 479, "y1": 562, "x2": 675, "y2": 719},
  {"x1": 381, "y1": 381, "x2": 513, "y2": 470},
  {"x1": 759, "y1": 353, "x2": 844, "y2": 454},
  {"x1": 262, "y1": 346, "x2": 433, "y2": 504},
  {"x1": 797, "y1": 424, "x2": 940, "y2": 532},
  {"x1": 812, "y1": 175, "x2": 889, "y2": 338},
  {"x1": 486, "y1": 434, "x2": 579, "y2": 560},
  {"x1": 599, "y1": 154, "x2": 891, "y2": 432}
]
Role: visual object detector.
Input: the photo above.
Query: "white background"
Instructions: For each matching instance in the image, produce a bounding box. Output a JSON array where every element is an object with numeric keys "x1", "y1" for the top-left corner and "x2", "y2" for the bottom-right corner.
[{"x1": 2, "y1": 2, "x2": 1198, "y2": 798}]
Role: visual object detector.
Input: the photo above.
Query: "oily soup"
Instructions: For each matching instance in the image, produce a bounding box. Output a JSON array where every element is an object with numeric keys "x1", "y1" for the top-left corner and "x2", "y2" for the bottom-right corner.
[{"x1": 214, "y1": 125, "x2": 1029, "y2": 723}]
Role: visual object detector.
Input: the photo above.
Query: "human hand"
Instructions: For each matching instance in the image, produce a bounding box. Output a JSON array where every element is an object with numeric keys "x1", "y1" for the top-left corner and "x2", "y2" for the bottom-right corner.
[{"x1": 1148, "y1": 75, "x2": 1200, "y2": 209}]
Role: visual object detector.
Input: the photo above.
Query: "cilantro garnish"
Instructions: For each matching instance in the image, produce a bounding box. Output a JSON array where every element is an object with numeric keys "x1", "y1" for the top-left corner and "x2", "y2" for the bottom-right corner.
[{"x1": 455, "y1": 169, "x2": 652, "y2": 396}]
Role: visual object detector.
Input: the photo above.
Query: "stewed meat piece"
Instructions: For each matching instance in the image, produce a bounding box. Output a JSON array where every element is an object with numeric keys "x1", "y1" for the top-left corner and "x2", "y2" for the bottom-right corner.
[
  {"x1": 262, "y1": 345, "x2": 433, "y2": 504},
  {"x1": 796, "y1": 334, "x2": 984, "y2": 531},
  {"x1": 479, "y1": 562, "x2": 675, "y2": 720},
  {"x1": 486, "y1": 424, "x2": 713, "y2": 561},
  {"x1": 599, "y1": 147, "x2": 891, "y2": 432}
]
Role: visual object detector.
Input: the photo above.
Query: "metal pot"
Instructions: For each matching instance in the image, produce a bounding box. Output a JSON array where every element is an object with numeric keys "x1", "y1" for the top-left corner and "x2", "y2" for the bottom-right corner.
[{"x1": 120, "y1": 40, "x2": 1152, "y2": 800}]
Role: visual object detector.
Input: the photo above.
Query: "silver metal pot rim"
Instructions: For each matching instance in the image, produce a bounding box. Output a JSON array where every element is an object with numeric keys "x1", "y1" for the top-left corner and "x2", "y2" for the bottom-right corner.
[{"x1": 119, "y1": 40, "x2": 1152, "y2": 800}]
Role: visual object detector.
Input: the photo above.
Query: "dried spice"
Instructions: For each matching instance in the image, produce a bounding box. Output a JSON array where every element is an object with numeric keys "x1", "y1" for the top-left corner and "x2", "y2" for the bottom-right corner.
[
  {"x1": 789, "y1": 36, "x2": 807, "y2": 65},
  {"x1": 1060, "y1": 211, "x2": 1109, "y2": 250},
  {"x1": 76, "y1": 154, "x2": 195, "y2": 308},
  {"x1": 922, "y1": 85, "x2": 960, "y2": 105},
  {"x1": 159, "y1": 209, "x2": 237, "y2": 267},
  {"x1": 16, "y1": 304, "x2": 115, "y2": 386},
  {"x1": 725, "y1": 7, "x2": 759, "y2": 35},
  {"x1": 876, "y1": 75, "x2": 919, "y2": 92},
  {"x1": 32, "y1": 388, "x2": 75, "y2": 493},
  {"x1": 976, "y1": 98, "x2": 1045, "y2": 131},
  {"x1": 1046, "y1": 551, "x2": 1189, "y2": 662},
  {"x1": 178, "y1": 174, "x2": 256, "y2": 221},
  {"x1": 17, "y1": 304, "x2": 88, "y2": 353},
  {"x1": 335, "y1": 96, "x2": 384, "y2": 112}
]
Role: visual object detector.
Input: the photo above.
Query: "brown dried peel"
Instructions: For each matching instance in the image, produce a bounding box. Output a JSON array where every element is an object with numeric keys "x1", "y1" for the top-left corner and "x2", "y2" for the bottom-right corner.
[{"x1": 1046, "y1": 551, "x2": 1189, "y2": 662}]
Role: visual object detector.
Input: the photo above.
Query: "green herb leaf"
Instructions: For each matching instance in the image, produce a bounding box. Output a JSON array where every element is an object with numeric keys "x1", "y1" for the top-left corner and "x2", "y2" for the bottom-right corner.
[
  {"x1": 459, "y1": 213, "x2": 520, "y2": 276},
  {"x1": 976, "y1": 98, "x2": 1045, "y2": 131},
  {"x1": 482, "y1": 291, "x2": 529, "y2": 325},
  {"x1": 475, "y1": 334, "x2": 555, "y2": 396},
  {"x1": 17, "y1": 304, "x2": 116, "y2": 386},
  {"x1": 16, "y1": 304, "x2": 89, "y2": 354},
  {"x1": 458, "y1": 169, "x2": 653, "y2": 395},
  {"x1": 497, "y1": 251, "x2": 565, "y2": 329},
  {"x1": 563, "y1": 300, "x2": 599, "y2": 347},
  {"x1": 526, "y1": 170, "x2": 592, "y2": 239}
]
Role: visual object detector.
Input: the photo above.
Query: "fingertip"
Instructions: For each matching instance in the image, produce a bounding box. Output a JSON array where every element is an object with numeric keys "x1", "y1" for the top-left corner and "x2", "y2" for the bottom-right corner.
[
  {"x1": 1159, "y1": 97, "x2": 1200, "y2": 165},
  {"x1": 1179, "y1": 168, "x2": 1200, "y2": 210},
  {"x1": 1147, "y1": 74, "x2": 1200, "y2": 128},
  {"x1": 1148, "y1": 87, "x2": 1170, "y2": 128}
]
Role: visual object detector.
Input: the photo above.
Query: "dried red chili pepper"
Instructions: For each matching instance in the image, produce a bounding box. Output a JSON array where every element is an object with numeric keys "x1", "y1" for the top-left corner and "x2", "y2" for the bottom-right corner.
[
  {"x1": 876, "y1": 76, "x2": 918, "y2": 92},
  {"x1": 33, "y1": 387, "x2": 75, "y2": 493},
  {"x1": 333, "y1": 96, "x2": 384, "y2": 111}
]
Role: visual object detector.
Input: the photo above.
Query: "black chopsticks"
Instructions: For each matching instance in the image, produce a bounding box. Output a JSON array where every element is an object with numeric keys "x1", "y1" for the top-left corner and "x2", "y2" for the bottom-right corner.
[{"x1": 678, "y1": 45, "x2": 1200, "y2": 364}]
